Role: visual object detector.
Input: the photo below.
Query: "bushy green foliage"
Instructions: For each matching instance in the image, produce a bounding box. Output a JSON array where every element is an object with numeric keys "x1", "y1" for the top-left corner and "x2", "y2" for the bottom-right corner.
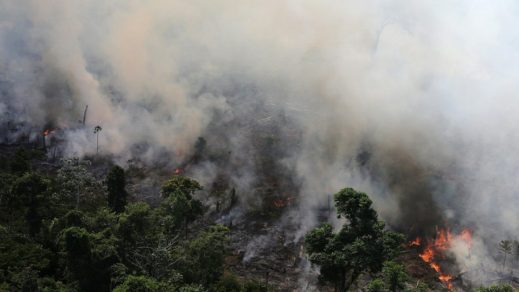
[
  {"x1": 174, "y1": 225, "x2": 229, "y2": 286},
  {"x1": 305, "y1": 188, "x2": 404, "y2": 292},
  {"x1": 214, "y1": 273, "x2": 242, "y2": 292},
  {"x1": 241, "y1": 280, "x2": 268, "y2": 292},
  {"x1": 10, "y1": 148, "x2": 32, "y2": 174},
  {"x1": 159, "y1": 176, "x2": 203, "y2": 237},
  {"x1": 0, "y1": 149, "x2": 232, "y2": 292},
  {"x1": 0, "y1": 147, "x2": 415, "y2": 292},
  {"x1": 113, "y1": 275, "x2": 161, "y2": 292},
  {"x1": 382, "y1": 261, "x2": 408, "y2": 292},
  {"x1": 367, "y1": 278, "x2": 386, "y2": 292},
  {"x1": 476, "y1": 284, "x2": 515, "y2": 292},
  {"x1": 55, "y1": 158, "x2": 105, "y2": 211},
  {"x1": 408, "y1": 281, "x2": 429, "y2": 292}
]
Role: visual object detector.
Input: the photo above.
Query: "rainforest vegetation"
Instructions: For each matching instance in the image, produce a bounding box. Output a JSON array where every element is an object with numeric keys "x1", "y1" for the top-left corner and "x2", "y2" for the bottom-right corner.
[{"x1": 0, "y1": 147, "x2": 513, "y2": 292}]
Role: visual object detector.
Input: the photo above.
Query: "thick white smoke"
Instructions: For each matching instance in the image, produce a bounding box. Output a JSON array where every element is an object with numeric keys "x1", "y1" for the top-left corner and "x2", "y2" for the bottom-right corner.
[{"x1": 2, "y1": 0, "x2": 519, "y2": 285}]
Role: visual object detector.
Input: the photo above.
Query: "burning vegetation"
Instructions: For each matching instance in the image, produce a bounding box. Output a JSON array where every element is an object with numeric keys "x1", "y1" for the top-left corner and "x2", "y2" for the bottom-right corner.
[
  {"x1": 409, "y1": 227, "x2": 473, "y2": 289},
  {"x1": 3, "y1": 1, "x2": 519, "y2": 291}
]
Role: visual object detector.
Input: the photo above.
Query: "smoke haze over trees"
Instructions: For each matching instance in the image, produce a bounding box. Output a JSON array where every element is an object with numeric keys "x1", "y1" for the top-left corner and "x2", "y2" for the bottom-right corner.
[{"x1": 2, "y1": 0, "x2": 519, "y2": 287}]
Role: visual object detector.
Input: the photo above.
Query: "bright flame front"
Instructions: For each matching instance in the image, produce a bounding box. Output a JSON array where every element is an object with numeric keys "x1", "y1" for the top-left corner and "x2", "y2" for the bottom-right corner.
[{"x1": 411, "y1": 227, "x2": 472, "y2": 289}]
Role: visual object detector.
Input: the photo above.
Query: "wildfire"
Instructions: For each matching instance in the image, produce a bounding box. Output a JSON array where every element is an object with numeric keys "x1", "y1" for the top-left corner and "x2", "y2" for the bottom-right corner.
[
  {"x1": 409, "y1": 227, "x2": 472, "y2": 290},
  {"x1": 174, "y1": 168, "x2": 184, "y2": 175}
]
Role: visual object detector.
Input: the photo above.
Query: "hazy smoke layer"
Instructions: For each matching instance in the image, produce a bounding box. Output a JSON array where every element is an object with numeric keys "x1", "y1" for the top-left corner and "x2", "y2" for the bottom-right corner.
[{"x1": 2, "y1": 0, "x2": 519, "y2": 283}]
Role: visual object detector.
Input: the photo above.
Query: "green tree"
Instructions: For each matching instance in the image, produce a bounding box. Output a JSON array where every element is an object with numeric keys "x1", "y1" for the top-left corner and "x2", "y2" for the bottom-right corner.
[
  {"x1": 304, "y1": 188, "x2": 404, "y2": 292},
  {"x1": 0, "y1": 227, "x2": 52, "y2": 289},
  {"x1": 107, "y1": 165, "x2": 128, "y2": 213},
  {"x1": 62, "y1": 226, "x2": 118, "y2": 291},
  {"x1": 116, "y1": 203, "x2": 180, "y2": 279},
  {"x1": 367, "y1": 278, "x2": 386, "y2": 292},
  {"x1": 174, "y1": 225, "x2": 229, "y2": 286},
  {"x1": 63, "y1": 227, "x2": 92, "y2": 289},
  {"x1": 0, "y1": 173, "x2": 15, "y2": 214},
  {"x1": 10, "y1": 172, "x2": 49, "y2": 236},
  {"x1": 213, "y1": 273, "x2": 241, "y2": 292},
  {"x1": 241, "y1": 280, "x2": 267, "y2": 292},
  {"x1": 408, "y1": 281, "x2": 429, "y2": 292},
  {"x1": 113, "y1": 275, "x2": 161, "y2": 292},
  {"x1": 55, "y1": 158, "x2": 104, "y2": 211},
  {"x1": 117, "y1": 203, "x2": 152, "y2": 243},
  {"x1": 10, "y1": 148, "x2": 31, "y2": 175},
  {"x1": 160, "y1": 176, "x2": 203, "y2": 237},
  {"x1": 382, "y1": 261, "x2": 407, "y2": 292},
  {"x1": 9, "y1": 266, "x2": 39, "y2": 292}
]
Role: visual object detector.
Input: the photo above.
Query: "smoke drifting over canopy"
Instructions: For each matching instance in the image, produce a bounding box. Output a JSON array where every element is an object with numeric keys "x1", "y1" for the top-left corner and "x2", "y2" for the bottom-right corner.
[{"x1": 2, "y1": 0, "x2": 519, "y2": 283}]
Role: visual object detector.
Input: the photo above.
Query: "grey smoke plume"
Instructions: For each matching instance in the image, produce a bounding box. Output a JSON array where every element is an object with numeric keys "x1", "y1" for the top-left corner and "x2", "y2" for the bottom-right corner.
[{"x1": 2, "y1": 0, "x2": 519, "y2": 285}]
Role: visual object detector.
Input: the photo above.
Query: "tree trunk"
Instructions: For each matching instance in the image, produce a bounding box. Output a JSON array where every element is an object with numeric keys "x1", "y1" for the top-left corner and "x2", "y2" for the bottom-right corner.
[
  {"x1": 83, "y1": 105, "x2": 88, "y2": 125},
  {"x1": 76, "y1": 184, "x2": 80, "y2": 209},
  {"x1": 504, "y1": 254, "x2": 507, "y2": 271},
  {"x1": 338, "y1": 270, "x2": 346, "y2": 292},
  {"x1": 184, "y1": 218, "x2": 188, "y2": 239},
  {"x1": 344, "y1": 270, "x2": 359, "y2": 292}
]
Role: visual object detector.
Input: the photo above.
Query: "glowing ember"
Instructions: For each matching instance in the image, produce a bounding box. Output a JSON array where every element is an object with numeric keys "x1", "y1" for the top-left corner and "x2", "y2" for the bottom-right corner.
[
  {"x1": 409, "y1": 237, "x2": 421, "y2": 247},
  {"x1": 459, "y1": 229, "x2": 473, "y2": 248},
  {"x1": 43, "y1": 129, "x2": 54, "y2": 136},
  {"x1": 273, "y1": 197, "x2": 295, "y2": 208},
  {"x1": 409, "y1": 227, "x2": 472, "y2": 290}
]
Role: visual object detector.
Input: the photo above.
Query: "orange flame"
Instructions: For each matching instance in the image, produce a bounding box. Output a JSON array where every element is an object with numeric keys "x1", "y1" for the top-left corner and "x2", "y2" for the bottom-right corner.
[
  {"x1": 409, "y1": 227, "x2": 472, "y2": 290},
  {"x1": 419, "y1": 246, "x2": 434, "y2": 263},
  {"x1": 409, "y1": 237, "x2": 421, "y2": 247},
  {"x1": 459, "y1": 229, "x2": 473, "y2": 248}
]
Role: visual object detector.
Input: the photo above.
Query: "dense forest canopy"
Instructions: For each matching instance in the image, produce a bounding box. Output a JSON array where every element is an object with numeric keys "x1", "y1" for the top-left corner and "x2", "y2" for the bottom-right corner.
[{"x1": 1, "y1": 147, "x2": 514, "y2": 291}]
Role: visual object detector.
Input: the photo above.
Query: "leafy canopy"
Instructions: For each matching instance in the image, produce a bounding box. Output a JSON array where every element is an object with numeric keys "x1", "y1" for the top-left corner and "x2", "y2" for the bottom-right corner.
[{"x1": 305, "y1": 188, "x2": 404, "y2": 292}]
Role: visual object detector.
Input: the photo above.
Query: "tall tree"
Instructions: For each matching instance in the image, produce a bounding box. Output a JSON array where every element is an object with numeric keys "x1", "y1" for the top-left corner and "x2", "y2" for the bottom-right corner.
[
  {"x1": 107, "y1": 165, "x2": 128, "y2": 213},
  {"x1": 56, "y1": 158, "x2": 104, "y2": 210},
  {"x1": 10, "y1": 172, "x2": 49, "y2": 236},
  {"x1": 94, "y1": 126, "x2": 102, "y2": 154},
  {"x1": 160, "y1": 176, "x2": 203, "y2": 237},
  {"x1": 305, "y1": 188, "x2": 404, "y2": 292},
  {"x1": 174, "y1": 225, "x2": 229, "y2": 286},
  {"x1": 382, "y1": 261, "x2": 408, "y2": 292},
  {"x1": 499, "y1": 240, "x2": 513, "y2": 271}
]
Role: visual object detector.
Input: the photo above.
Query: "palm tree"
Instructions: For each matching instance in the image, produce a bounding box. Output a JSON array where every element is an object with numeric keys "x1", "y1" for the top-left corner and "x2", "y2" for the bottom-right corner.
[
  {"x1": 94, "y1": 125, "x2": 102, "y2": 154},
  {"x1": 499, "y1": 240, "x2": 513, "y2": 271}
]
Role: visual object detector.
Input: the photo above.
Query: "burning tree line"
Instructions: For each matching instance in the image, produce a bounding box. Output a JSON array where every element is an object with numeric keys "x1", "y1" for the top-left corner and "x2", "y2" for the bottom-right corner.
[
  {"x1": 304, "y1": 187, "x2": 518, "y2": 291},
  {"x1": 1, "y1": 143, "x2": 516, "y2": 291},
  {"x1": 2, "y1": 104, "x2": 105, "y2": 158}
]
